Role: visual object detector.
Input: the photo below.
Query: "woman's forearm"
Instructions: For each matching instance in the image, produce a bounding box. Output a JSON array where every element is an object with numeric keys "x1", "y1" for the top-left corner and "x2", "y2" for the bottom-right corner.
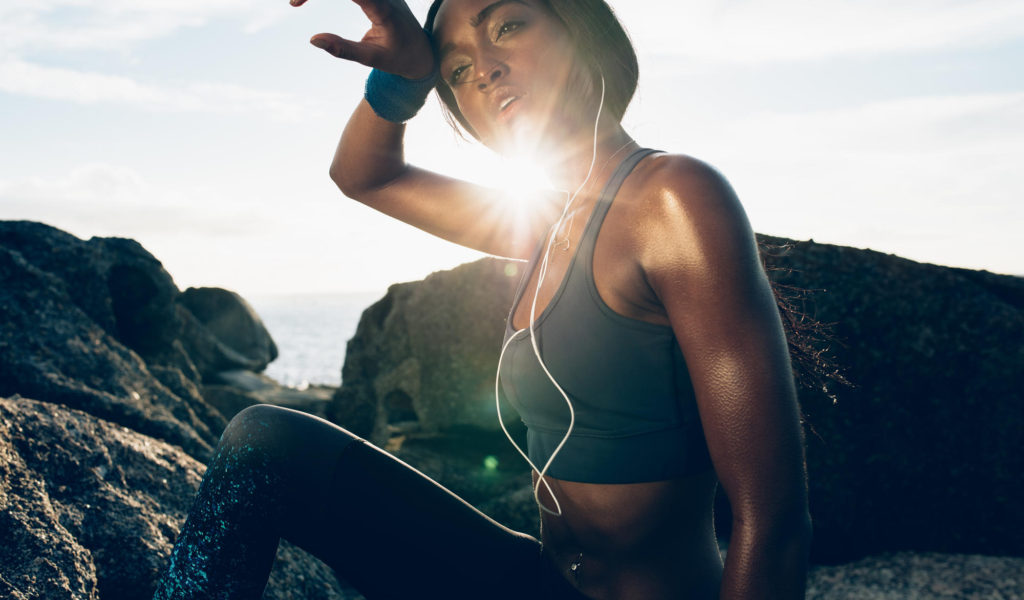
[
  {"x1": 720, "y1": 509, "x2": 812, "y2": 599},
  {"x1": 330, "y1": 97, "x2": 412, "y2": 199}
]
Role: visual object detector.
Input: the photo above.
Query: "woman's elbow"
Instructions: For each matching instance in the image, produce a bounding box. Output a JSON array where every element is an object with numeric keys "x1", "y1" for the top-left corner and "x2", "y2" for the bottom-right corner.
[{"x1": 329, "y1": 160, "x2": 361, "y2": 199}]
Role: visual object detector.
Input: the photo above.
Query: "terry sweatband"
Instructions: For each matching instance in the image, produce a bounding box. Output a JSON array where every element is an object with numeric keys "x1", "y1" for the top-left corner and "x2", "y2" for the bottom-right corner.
[{"x1": 364, "y1": 64, "x2": 439, "y2": 124}]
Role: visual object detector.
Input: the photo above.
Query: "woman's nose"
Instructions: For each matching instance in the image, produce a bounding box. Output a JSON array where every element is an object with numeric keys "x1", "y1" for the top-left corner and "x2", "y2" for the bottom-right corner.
[{"x1": 476, "y1": 59, "x2": 506, "y2": 91}]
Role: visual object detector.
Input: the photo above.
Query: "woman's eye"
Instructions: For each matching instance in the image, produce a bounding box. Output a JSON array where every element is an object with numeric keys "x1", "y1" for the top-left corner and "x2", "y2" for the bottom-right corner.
[
  {"x1": 450, "y1": 64, "x2": 470, "y2": 85},
  {"x1": 495, "y1": 20, "x2": 523, "y2": 40}
]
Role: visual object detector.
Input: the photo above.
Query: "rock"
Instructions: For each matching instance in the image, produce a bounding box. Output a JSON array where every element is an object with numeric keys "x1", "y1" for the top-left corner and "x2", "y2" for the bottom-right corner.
[
  {"x1": 0, "y1": 222, "x2": 355, "y2": 597},
  {"x1": 754, "y1": 238, "x2": 1024, "y2": 563},
  {"x1": 178, "y1": 287, "x2": 278, "y2": 374},
  {"x1": 389, "y1": 424, "x2": 540, "y2": 538},
  {"x1": 0, "y1": 396, "x2": 355, "y2": 600},
  {"x1": 0, "y1": 221, "x2": 282, "y2": 393},
  {"x1": 329, "y1": 257, "x2": 521, "y2": 444},
  {"x1": 0, "y1": 244, "x2": 218, "y2": 462},
  {"x1": 200, "y1": 384, "x2": 263, "y2": 423},
  {"x1": 203, "y1": 370, "x2": 334, "y2": 420},
  {"x1": 0, "y1": 220, "x2": 306, "y2": 461},
  {"x1": 0, "y1": 221, "x2": 182, "y2": 362},
  {"x1": 806, "y1": 552, "x2": 1024, "y2": 599},
  {"x1": 334, "y1": 241, "x2": 1024, "y2": 564}
]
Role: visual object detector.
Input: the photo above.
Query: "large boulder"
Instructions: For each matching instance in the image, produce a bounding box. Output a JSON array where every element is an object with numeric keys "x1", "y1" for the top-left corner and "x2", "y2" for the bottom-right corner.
[
  {"x1": 0, "y1": 221, "x2": 353, "y2": 598},
  {"x1": 0, "y1": 396, "x2": 356, "y2": 600},
  {"x1": 0, "y1": 244, "x2": 219, "y2": 461},
  {"x1": 332, "y1": 238, "x2": 1023, "y2": 564},
  {"x1": 0, "y1": 221, "x2": 182, "y2": 362},
  {"x1": 0, "y1": 221, "x2": 296, "y2": 461},
  {"x1": 805, "y1": 552, "x2": 1024, "y2": 599},
  {"x1": 203, "y1": 370, "x2": 334, "y2": 421},
  {"x1": 178, "y1": 287, "x2": 278, "y2": 374},
  {"x1": 759, "y1": 238, "x2": 1023, "y2": 563},
  {"x1": 0, "y1": 220, "x2": 282, "y2": 392},
  {"x1": 328, "y1": 257, "x2": 521, "y2": 443}
]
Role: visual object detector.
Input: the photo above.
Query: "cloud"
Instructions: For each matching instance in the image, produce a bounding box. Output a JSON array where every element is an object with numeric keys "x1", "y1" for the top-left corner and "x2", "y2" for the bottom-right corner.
[
  {"x1": 716, "y1": 91, "x2": 1024, "y2": 161},
  {"x1": 0, "y1": 58, "x2": 321, "y2": 120},
  {"x1": 680, "y1": 91, "x2": 1024, "y2": 273},
  {"x1": 0, "y1": 0, "x2": 281, "y2": 53},
  {"x1": 0, "y1": 163, "x2": 274, "y2": 237},
  {"x1": 615, "y1": 0, "x2": 1024, "y2": 63},
  {"x1": 0, "y1": 0, "x2": 322, "y2": 118}
]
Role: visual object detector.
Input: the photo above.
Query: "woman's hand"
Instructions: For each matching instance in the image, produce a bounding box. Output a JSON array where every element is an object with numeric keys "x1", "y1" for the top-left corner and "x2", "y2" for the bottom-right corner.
[{"x1": 291, "y1": 0, "x2": 435, "y2": 79}]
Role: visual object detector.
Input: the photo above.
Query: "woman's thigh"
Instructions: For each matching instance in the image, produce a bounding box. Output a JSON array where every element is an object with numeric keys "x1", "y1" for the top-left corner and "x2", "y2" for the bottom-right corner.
[{"x1": 233, "y1": 405, "x2": 584, "y2": 600}]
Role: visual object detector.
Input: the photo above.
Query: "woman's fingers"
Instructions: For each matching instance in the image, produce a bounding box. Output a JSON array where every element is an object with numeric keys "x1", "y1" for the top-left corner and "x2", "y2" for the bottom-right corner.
[
  {"x1": 350, "y1": 0, "x2": 394, "y2": 26},
  {"x1": 288, "y1": 0, "x2": 389, "y2": 21},
  {"x1": 310, "y1": 33, "x2": 379, "y2": 67},
  {"x1": 297, "y1": 0, "x2": 430, "y2": 77}
]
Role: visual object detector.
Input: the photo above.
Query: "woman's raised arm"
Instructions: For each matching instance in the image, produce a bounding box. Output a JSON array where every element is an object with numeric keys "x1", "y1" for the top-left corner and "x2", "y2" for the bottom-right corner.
[
  {"x1": 639, "y1": 155, "x2": 812, "y2": 599},
  {"x1": 291, "y1": 0, "x2": 558, "y2": 259}
]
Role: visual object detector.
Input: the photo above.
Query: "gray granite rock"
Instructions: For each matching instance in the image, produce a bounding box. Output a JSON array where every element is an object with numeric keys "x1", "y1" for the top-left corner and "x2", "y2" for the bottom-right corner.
[
  {"x1": 757, "y1": 238, "x2": 1024, "y2": 563},
  {"x1": 0, "y1": 243, "x2": 219, "y2": 462},
  {"x1": 178, "y1": 287, "x2": 278, "y2": 375},
  {"x1": 0, "y1": 396, "x2": 355, "y2": 600},
  {"x1": 329, "y1": 257, "x2": 521, "y2": 444},
  {"x1": 204, "y1": 370, "x2": 334, "y2": 420},
  {"x1": 806, "y1": 552, "x2": 1024, "y2": 599}
]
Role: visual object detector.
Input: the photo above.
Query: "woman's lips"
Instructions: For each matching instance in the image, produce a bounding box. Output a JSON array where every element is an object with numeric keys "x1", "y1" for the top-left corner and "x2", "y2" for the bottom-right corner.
[{"x1": 496, "y1": 96, "x2": 523, "y2": 123}]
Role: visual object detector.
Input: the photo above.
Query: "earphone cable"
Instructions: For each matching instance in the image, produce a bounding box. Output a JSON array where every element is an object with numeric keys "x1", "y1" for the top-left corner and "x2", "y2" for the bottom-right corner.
[{"x1": 495, "y1": 74, "x2": 608, "y2": 517}]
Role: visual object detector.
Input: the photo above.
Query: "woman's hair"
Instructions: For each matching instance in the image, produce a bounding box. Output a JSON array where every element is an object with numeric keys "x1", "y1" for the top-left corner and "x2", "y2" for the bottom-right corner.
[{"x1": 424, "y1": 0, "x2": 639, "y2": 139}]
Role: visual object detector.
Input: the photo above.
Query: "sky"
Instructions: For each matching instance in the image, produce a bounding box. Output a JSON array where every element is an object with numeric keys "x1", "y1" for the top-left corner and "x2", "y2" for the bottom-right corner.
[{"x1": 1, "y1": 0, "x2": 1022, "y2": 299}]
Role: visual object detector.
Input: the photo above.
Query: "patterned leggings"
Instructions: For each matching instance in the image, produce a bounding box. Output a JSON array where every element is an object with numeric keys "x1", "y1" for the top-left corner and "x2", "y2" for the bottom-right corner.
[{"x1": 152, "y1": 404, "x2": 589, "y2": 599}]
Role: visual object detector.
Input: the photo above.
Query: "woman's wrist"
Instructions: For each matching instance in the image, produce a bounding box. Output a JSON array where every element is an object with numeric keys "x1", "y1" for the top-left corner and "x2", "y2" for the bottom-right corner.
[{"x1": 364, "y1": 63, "x2": 439, "y2": 124}]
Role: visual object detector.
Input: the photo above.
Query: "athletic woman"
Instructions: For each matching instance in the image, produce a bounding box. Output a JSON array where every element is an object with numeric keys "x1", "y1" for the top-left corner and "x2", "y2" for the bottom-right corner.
[{"x1": 153, "y1": 1, "x2": 811, "y2": 598}]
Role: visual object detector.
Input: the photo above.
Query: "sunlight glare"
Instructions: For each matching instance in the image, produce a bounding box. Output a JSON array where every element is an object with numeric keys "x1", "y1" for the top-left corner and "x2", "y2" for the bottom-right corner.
[{"x1": 406, "y1": 106, "x2": 558, "y2": 257}]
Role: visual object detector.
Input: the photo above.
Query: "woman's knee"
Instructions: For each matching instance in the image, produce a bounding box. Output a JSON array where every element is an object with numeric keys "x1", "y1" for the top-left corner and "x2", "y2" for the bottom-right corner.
[{"x1": 216, "y1": 404, "x2": 361, "y2": 475}]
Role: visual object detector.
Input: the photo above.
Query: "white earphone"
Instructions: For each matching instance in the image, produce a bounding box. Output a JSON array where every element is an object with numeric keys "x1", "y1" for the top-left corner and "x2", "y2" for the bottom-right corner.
[{"x1": 494, "y1": 73, "x2": 608, "y2": 517}]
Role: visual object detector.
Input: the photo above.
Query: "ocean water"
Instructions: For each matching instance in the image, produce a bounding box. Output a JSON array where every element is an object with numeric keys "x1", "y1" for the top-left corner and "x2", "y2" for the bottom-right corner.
[{"x1": 248, "y1": 292, "x2": 384, "y2": 388}]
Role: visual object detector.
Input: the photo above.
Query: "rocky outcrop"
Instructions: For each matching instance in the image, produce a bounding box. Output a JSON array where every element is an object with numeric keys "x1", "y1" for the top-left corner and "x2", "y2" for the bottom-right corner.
[
  {"x1": 328, "y1": 257, "x2": 521, "y2": 443},
  {"x1": 203, "y1": 370, "x2": 334, "y2": 420},
  {"x1": 0, "y1": 396, "x2": 354, "y2": 600},
  {"x1": 0, "y1": 221, "x2": 295, "y2": 460},
  {"x1": 805, "y1": 552, "x2": 1024, "y2": 599},
  {"x1": 178, "y1": 287, "x2": 278, "y2": 374},
  {"x1": 757, "y1": 238, "x2": 1024, "y2": 564},
  {"x1": 0, "y1": 239, "x2": 220, "y2": 461},
  {"x1": 387, "y1": 424, "x2": 540, "y2": 538},
  {"x1": 334, "y1": 238, "x2": 1024, "y2": 565},
  {"x1": 0, "y1": 220, "x2": 352, "y2": 597}
]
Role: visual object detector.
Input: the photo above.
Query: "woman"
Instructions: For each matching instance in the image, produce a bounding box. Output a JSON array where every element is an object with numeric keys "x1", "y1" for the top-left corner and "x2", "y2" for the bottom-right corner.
[{"x1": 153, "y1": 0, "x2": 811, "y2": 598}]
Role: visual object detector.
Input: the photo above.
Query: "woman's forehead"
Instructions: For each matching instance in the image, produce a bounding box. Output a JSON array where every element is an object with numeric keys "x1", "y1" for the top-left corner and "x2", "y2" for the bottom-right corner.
[{"x1": 432, "y1": 0, "x2": 537, "y2": 36}]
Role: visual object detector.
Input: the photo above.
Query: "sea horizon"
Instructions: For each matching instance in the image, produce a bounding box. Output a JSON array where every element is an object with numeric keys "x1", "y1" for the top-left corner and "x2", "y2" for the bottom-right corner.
[{"x1": 248, "y1": 291, "x2": 384, "y2": 389}]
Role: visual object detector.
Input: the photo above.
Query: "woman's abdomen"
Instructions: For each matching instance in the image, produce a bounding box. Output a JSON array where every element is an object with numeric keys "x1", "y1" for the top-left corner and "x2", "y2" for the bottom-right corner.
[{"x1": 535, "y1": 468, "x2": 722, "y2": 599}]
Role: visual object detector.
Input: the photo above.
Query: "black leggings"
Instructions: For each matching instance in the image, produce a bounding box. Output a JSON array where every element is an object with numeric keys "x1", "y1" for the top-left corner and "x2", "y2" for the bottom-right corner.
[{"x1": 153, "y1": 404, "x2": 589, "y2": 599}]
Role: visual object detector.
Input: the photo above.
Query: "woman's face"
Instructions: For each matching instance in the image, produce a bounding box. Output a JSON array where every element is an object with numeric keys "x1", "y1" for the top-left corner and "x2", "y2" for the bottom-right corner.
[{"x1": 432, "y1": 0, "x2": 583, "y2": 155}]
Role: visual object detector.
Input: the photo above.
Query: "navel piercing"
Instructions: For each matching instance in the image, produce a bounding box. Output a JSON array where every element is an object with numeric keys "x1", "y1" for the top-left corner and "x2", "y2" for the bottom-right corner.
[{"x1": 569, "y1": 552, "x2": 584, "y2": 584}]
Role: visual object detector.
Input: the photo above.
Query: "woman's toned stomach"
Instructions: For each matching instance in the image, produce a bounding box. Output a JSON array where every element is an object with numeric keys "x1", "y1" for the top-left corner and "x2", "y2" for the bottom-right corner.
[{"x1": 534, "y1": 468, "x2": 723, "y2": 600}]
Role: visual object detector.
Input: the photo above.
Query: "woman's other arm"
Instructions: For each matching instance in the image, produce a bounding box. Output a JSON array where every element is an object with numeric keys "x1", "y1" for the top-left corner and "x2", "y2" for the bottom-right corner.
[
  {"x1": 292, "y1": 0, "x2": 558, "y2": 259},
  {"x1": 640, "y1": 156, "x2": 812, "y2": 599}
]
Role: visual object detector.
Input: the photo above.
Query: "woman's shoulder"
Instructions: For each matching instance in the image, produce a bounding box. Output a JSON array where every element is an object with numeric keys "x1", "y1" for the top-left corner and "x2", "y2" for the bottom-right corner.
[
  {"x1": 633, "y1": 152, "x2": 739, "y2": 214},
  {"x1": 627, "y1": 152, "x2": 753, "y2": 259}
]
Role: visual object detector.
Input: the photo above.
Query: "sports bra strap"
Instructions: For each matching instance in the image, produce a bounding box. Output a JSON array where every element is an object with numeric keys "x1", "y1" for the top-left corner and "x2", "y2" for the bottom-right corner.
[
  {"x1": 504, "y1": 147, "x2": 659, "y2": 337},
  {"x1": 576, "y1": 147, "x2": 659, "y2": 259}
]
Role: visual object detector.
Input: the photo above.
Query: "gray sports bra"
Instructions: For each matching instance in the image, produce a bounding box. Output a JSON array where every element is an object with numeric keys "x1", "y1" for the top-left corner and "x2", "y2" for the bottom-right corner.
[{"x1": 498, "y1": 148, "x2": 712, "y2": 484}]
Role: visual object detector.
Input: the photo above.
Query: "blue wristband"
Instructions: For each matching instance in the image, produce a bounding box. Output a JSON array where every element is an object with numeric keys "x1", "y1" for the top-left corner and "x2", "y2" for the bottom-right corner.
[{"x1": 364, "y1": 64, "x2": 439, "y2": 123}]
